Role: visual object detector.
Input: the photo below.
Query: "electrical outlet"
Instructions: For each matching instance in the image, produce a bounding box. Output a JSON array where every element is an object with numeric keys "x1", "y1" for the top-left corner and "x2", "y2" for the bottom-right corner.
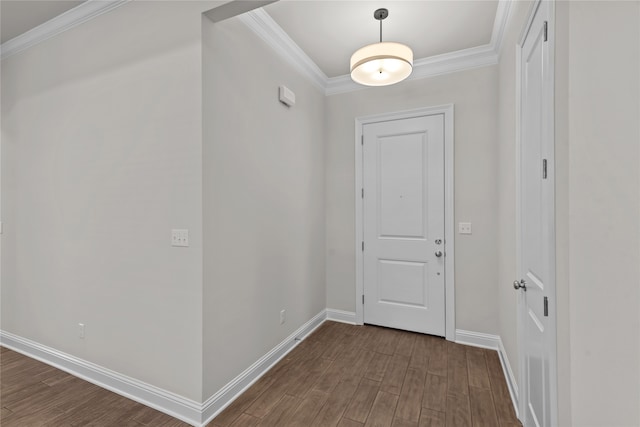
[
  {"x1": 78, "y1": 323, "x2": 85, "y2": 339},
  {"x1": 171, "y1": 229, "x2": 189, "y2": 247},
  {"x1": 458, "y1": 222, "x2": 472, "y2": 235},
  {"x1": 280, "y1": 310, "x2": 286, "y2": 325}
]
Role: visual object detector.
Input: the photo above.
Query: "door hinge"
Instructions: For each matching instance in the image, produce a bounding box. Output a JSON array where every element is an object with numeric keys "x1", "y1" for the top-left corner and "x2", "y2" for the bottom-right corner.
[
  {"x1": 362, "y1": 241, "x2": 364, "y2": 251},
  {"x1": 361, "y1": 135, "x2": 364, "y2": 145},
  {"x1": 542, "y1": 159, "x2": 547, "y2": 179},
  {"x1": 362, "y1": 294, "x2": 365, "y2": 304},
  {"x1": 543, "y1": 21, "x2": 548, "y2": 42},
  {"x1": 544, "y1": 296, "x2": 549, "y2": 317},
  {"x1": 361, "y1": 188, "x2": 364, "y2": 198}
]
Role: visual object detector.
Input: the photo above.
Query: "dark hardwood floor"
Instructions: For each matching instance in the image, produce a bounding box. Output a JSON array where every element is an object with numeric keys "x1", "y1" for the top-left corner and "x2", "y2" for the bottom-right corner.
[
  {"x1": 0, "y1": 346, "x2": 191, "y2": 427},
  {"x1": 1, "y1": 321, "x2": 521, "y2": 427},
  {"x1": 210, "y1": 321, "x2": 521, "y2": 427}
]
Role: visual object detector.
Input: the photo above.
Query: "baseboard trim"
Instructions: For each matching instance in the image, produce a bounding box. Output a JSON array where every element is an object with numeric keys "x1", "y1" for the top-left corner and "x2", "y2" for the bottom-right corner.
[
  {"x1": 455, "y1": 329, "x2": 501, "y2": 350},
  {"x1": 199, "y1": 309, "x2": 326, "y2": 425},
  {"x1": 0, "y1": 309, "x2": 328, "y2": 427},
  {"x1": 497, "y1": 337, "x2": 520, "y2": 417},
  {"x1": 1, "y1": 319, "x2": 519, "y2": 425},
  {"x1": 455, "y1": 329, "x2": 519, "y2": 417},
  {"x1": 325, "y1": 309, "x2": 356, "y2": 324},
  {"x1": 0, "y1": 331, "x2": 202, "y2": 426}
]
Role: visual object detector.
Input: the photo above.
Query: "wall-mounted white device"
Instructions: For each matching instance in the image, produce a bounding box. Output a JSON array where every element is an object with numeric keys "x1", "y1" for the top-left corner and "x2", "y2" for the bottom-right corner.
[{"x1": 279, "y1": 85, "x2": 295, "y2": 107}]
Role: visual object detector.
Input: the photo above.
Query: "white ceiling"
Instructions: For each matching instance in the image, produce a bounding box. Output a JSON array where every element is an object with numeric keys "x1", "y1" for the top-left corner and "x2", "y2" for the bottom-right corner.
[
  {"x1": 265, "y1": 1, "x2": 499, "y2": 78},
  {"x1": 0, "y1": 0, "x2": 501, "y2": 79},
  {"x1": 1, "y1": 0, "x2": 85, "y2": 44}
]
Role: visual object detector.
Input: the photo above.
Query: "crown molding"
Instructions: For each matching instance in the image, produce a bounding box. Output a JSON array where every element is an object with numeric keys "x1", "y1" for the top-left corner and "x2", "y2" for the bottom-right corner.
[
  {"x1": 325, "y1": 44, "x2": 499, "y2": 95},
  {"x1": 1, "y1": 0, "x2": 130, "y2": 61},
  {"x1": 242, "y1": 1, "x2": 513, "y2": 96},
  {"x1": 491, "y1": 0, "x2": 514, "y2": 54},
  {"x1": 237, "y1": 8, "x2": 327, "y2": 92},
  {"x1": 0, "y1": 0, "x2": 513, "y2": 93}
]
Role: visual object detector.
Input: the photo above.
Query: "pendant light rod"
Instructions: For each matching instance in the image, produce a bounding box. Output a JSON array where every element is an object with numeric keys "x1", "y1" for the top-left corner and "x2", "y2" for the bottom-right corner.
[{"x1": 374, "y1": 8, "x2": 388, "y2": 43}]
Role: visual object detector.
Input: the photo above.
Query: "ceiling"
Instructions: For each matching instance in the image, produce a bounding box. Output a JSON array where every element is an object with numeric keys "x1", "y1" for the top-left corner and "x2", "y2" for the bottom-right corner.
[
  {"x1": 1, "y1": 1, "x2": 85, "y2": 44},
  {"x1": 264, "y1": 1, "x2": 498, "y2": 78},
  {"x1": 0, "y1": 0, "x2": 500, "y2": 79}
]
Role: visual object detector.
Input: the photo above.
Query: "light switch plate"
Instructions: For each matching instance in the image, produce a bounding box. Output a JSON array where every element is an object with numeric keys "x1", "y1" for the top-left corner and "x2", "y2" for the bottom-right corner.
[
  {"x1": 458, "y1": 222, "x2": 472, "y2": 234},
  {"x1": 171, "y1": 229, "x2": 189, "y2": 247}
]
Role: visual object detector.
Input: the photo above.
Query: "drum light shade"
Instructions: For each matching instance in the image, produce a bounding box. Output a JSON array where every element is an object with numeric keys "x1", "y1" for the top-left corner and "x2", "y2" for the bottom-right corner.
[
  {"x1": 350, "y1": 42, "x2": 413, "y2": 86},
  {"x1": 350, "y1": 8, "x2": 413, "y2": 86}
]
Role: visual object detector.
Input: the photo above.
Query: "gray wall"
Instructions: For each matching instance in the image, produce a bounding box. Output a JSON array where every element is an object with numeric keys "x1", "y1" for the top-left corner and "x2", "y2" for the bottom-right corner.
[
  {"x1": 0, "y1": 1, "x2": 225, "y2": 401},
  {"x1": 562, "y1": 1, "x2": 640, "y2": 424},
  {"x1": 325, "y1": 66, "x2": 500, "y2": 334},
  {"x1": 554, "y1": 2, "x2": 572, "y2": 423},
  {"x1": 202, "y1": 15, "x2": 326, "y2": 399}
]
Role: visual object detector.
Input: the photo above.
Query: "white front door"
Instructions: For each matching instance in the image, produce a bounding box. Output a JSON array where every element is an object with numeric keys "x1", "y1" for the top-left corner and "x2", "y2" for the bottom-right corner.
[
  {"x1": 362, "y1": 114, "x2": 445, "y2": 336},
  {"x1": 518, "y1": 2, "x2": 557, "y2": 426}
]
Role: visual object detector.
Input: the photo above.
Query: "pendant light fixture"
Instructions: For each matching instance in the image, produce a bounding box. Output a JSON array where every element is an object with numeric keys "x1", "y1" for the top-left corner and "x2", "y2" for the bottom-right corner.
[{"x1": 350, "y1": 8, "x2": 413, "y2": 86}]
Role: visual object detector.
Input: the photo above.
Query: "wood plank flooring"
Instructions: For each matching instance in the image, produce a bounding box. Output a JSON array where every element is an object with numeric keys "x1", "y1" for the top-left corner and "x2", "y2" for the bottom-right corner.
[
  {"x1": 0, "y1": 346, "x2": 191, "y2": 427},
  {"x1": 1, "y1": 321, "x2": 521, "y2": 427},
  {"x1": 211, "y1": 321, "x2": 521, "y2": 427}
]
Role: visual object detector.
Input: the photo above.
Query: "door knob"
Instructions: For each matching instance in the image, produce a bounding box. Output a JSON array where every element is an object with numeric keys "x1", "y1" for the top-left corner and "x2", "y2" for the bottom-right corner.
[
  {"x1": 513, "y1": 279, "x2": 527, "y2": 291},
  {"x1": 435, "y1": 251, "x2": 443, "y2": 258}
]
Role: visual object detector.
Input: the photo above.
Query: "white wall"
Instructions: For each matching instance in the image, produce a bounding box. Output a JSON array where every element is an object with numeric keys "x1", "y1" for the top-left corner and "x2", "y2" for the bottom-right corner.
[
  {"x1": 201, "y1": 15, "x2": 326, "y2": 398},
  {"x1": 325, "y1": 67, "x2": 500, "y2": 334},
  {"x1": 564, "y1": 1, "x2": 640, "y2": 425},
  {"x1": 0, "y1": 1, "x2": 227, "y2": 401}
]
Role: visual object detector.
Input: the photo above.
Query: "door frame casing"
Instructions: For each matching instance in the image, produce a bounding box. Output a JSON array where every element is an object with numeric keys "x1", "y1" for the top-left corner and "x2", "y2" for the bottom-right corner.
[
  {"x1": 517, "y1": 0, "x2": 558, "y2": 424},
  {"x1": 354, "y1": 105, "x2": 455, "y2": 341}
]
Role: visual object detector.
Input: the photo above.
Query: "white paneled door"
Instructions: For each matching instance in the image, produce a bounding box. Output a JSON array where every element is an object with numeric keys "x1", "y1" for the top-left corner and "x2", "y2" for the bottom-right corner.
[
  {"x1": 518, "y1": 1, "x2": 557, "y2": 426},
  {"x1": 362, "y1": 114, "x2": 445, "y2": 336}
]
